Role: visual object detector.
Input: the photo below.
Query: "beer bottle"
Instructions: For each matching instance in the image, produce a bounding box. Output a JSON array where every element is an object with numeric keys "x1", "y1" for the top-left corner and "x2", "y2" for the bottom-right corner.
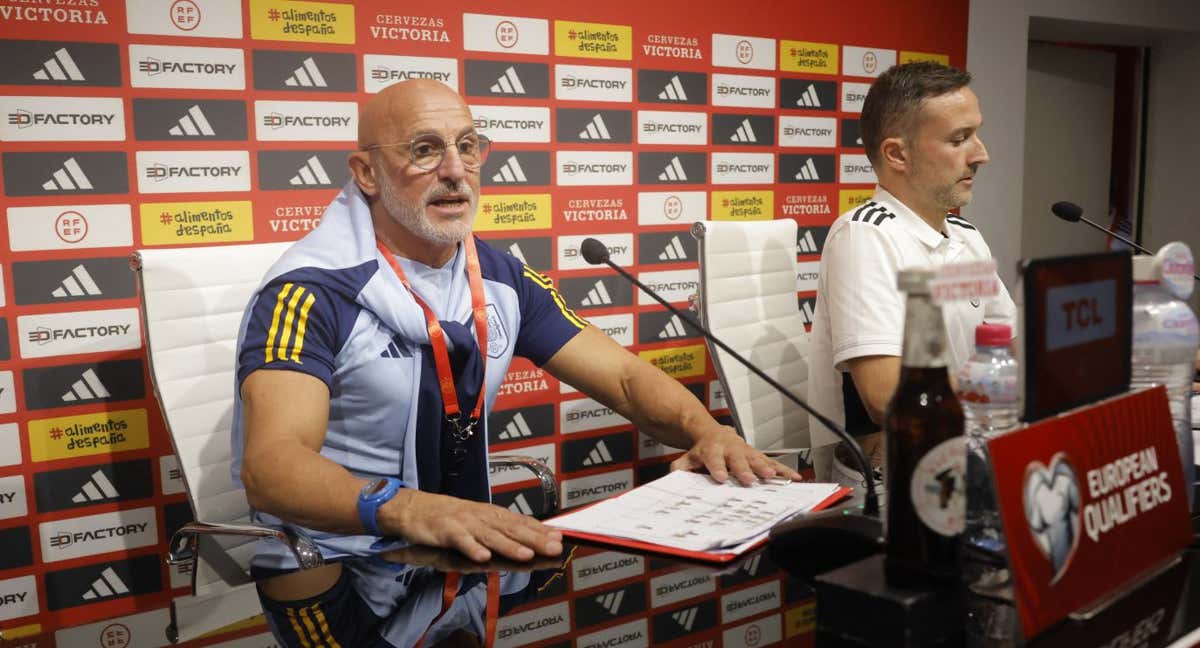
[{"x1": 885, "y1": 268, "x2": 967, "y2": 588}]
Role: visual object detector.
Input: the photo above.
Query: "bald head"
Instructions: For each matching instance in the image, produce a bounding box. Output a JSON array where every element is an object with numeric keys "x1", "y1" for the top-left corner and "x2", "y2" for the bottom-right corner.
[{"x1": 358, "y1": 79, "x2": 474, "y2": 149}]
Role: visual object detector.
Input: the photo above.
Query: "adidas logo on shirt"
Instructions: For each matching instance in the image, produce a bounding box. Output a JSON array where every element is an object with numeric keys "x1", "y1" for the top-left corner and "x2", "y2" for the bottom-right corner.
[
  {"x1": 797, "y1": 230, "x2": 819, "y2": 254},
  {"x1": 582, "y1": 440, "x2": 614, "y2": 466},
  {"x1": 658, "y1": 235, "x2": 688, "y2": 261},
  {"x1": 658, "y1": 315, "x2": 689, "y2": 339},
  {"x1": 658, "y1": 156, "x2": 688, "y2": 182},
  {"x1": 290, "y1": 156, "x2": 333, "y2": 186},
  {"x1": 658, "y1": 75, "x2": 688, "y2": 101},
  {"x1": 52, "y1": 264, "x2": 102, "y2": 298},
  {"x1": 41, "y1": 157, "x2": 93, "y2": 191},
  {"x1": 168, "y1": 105, "x2": 217, "y2": 137},
  {"x1": 60, "y1": 368, "x2": 111, "y2": 402},
  {"x1": 498, "y1": 412, "x2": 534, "y2": 440},
  {"x1": 32, "y1": 47, "x2": 85, "y2": 81},
  {"x1": 729, "y1": 118, "x2": 757, "y2": 143},
  {"x1": 596, "y1": 590, "x2": 624, "y2": 615},
  {"x1": 578, "y1": 114, "x2": 612, "y2": 140},
  {"x1": 508, "y1": 492, "x2": 534, "y2": 515},
  {"x1": 82, "y1": 567, "x2": 129, "y2": 601},
  {"x1": 798, "y1": 300, "x2": 815, "y2": 326},
  {"x1": 581, "y1": 281, "x2": 613, "y2": 307},
  {"x1": 850, "y1": 201, "x2": 896, "y2": 226},
  {"x1": 70, "y1": 469, "x2": 119, "y2": 504},
  {"x1": 490, "y1": 66, "x2": 527, "y2": 94},
  {"x1": 380, "y1": 335, "x2": 412, "y2": 359},
  {"x1": 507, "y1": 242, "x2": 528, "y2": 265},
  {"x1": 795, "y1": 84, "x2": 822, "y2": 108},
  {"x1": 672, "y1": 606, "x2": 698, "y2": 631},
  {"x1": 283, "y1": 57, "x2": 328, "y2": 87},
  {"x1": 794, "y1": 157, "x2": 821, "y2": 181},
  {"x1": 491, "y1": 155, "x2": 528, "y2": 183}
]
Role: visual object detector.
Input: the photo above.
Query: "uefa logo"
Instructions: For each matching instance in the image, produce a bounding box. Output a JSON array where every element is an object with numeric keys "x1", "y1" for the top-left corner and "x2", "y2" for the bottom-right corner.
[{"x1": 1023, "y1": 453, "x2": 1081, "y2": 583}]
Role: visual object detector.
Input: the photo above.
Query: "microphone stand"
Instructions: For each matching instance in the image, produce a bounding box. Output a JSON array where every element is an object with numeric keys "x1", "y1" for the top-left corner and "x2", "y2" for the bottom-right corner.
[{"x1": 582, "y1": 242, "x2": 880, "y2": 518}]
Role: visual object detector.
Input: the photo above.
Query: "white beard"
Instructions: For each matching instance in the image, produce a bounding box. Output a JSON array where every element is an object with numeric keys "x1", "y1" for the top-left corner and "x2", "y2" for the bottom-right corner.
[{"x1": 376, "y1": 165, "x2": 477, "y2": 247}]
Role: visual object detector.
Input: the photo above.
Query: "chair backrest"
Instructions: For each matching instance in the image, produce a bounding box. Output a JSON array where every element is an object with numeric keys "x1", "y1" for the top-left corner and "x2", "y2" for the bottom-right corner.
[
  {"x1": 135, "y1": 242, "x2": 291, "y2": 576},
  {"x1": 693, "y1": 220, "x2": 811, "y2": 451}
]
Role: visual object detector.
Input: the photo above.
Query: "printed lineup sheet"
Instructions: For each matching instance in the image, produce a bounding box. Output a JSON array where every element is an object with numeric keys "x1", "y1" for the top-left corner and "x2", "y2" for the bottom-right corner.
[{"x1": 548, "y1": 471, "x2": 842, "y2": 552}]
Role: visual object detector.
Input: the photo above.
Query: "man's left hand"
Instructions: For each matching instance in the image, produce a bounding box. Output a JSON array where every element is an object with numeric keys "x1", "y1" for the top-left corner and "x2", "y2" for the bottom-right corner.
[{"x1": 670, "y1": 426, "x2": 804, "y2": 485}]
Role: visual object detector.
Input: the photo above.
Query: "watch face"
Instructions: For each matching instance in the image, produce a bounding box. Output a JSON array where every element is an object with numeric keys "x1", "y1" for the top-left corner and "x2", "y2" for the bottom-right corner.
[{"x1": 363, "y1": 478, "x2": 388, "y2": 497}]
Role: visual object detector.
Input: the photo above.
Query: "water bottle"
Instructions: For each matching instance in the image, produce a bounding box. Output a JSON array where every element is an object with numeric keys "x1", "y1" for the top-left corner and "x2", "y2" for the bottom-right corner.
[
  {"x1": 1131, "y1": 243, "x2": 1200, "y2": 509},
  {"x1": 956, "y1": 323, "x2": 1019, "y2": 543},
  {"x1": 956, "y1": 322, "x2": 1019, "y2": 647}
]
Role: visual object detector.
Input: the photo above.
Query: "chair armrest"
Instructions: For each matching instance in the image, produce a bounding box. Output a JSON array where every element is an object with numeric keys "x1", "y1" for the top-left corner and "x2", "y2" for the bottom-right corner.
[
  {"x1": 488, "y1": 455, "x2": 559, "y2": 518},
  {"x1": 168, "y1": 521, "x2": 324, "y2": 570}
]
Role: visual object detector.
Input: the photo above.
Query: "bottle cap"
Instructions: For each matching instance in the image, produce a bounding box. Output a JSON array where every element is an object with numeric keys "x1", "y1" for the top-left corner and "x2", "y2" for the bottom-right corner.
[
  {"x1": 896, "y1": 267, "x2": 935, "y2": 294},
  {"x1": 1132, "y1": 254, "x2": 1157, "y2": 283},
  {"x1": 1157, "y1": 242, "x2": 1195, "y2": 299},
  {"x1": 975, "y1": 323, "x2": 1011, "y2": 346}
]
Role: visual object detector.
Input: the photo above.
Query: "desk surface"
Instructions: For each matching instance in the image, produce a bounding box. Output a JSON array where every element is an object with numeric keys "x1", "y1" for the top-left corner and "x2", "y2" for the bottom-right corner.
[{"x1": 255, "y1": 538, "x2": 1200, "y2": 648}]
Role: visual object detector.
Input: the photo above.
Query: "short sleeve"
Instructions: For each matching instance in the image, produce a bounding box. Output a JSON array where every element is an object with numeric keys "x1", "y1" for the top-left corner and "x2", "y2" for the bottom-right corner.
[
  {"x1": 238, "y1": 279, "x2": 341, "y2": 387},
  {"x1": 513, "y1": 265, "x2": 587, "y2": 365},
  {"x1": 824, "y1": 223, "x2": 906, "y2": 370}
]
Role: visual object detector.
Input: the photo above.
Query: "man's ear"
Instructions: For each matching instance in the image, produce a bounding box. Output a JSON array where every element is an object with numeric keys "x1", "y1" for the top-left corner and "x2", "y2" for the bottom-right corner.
[
  {"x1": 348, "y1": 151, "x2": 378, "y2": 197},
  {"x1": 880, "y1": 136, "x2": 909, "y2": 175}
]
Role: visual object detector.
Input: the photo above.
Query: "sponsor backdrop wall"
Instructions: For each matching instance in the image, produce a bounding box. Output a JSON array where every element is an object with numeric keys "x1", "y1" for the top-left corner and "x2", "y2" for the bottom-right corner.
[{"x1": 0, "y1": 0, "x2": 967, "y2": 645}]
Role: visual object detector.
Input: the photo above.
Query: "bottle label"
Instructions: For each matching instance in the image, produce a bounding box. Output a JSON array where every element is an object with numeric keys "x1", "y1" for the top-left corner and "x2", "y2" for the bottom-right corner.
[
  {"x1": 956, "y1": 360, "x2": 1019, "y2": 405},
  {"x1": 909, "y1": 436, "x2": 967, "y2": 537}
]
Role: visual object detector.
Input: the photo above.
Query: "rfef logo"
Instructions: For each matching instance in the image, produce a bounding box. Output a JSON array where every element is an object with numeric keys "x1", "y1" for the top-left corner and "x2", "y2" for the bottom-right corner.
[
  {"x1": 6, "y1": 204, "x2": 133, "y2": 252},
  {"x1": 2, "y1": 151, "x2": 128, "y2": 196},
  {"x1": 462, "y1": 13, "x2": 549, "y2": 55},
  {"x1": 127, "y1": 0, "x2": 243, "y2": 38},
  {"x1": 780, "y1": 78, "x2": 837, "y2": 110},
  {"x1": 258, "y1": 150, "x2": 350, "y2": 190},
  {"x1": 1, "y1": 96, "x2": 124, "y2": 141},
  {"x1": 252, "y1": 50, "x2": 357, "y2": 92},
  {"x1": 363, "y1": 54, "x2": 457, "y2": 93},
  {"x1": 44, "y1": 555, "x2": 162, "y2": 611},
  {"x1": 23, "y1": 358, "x2": 144, "y2": 410},
  {"x1": 465, "y1": 60, "x2": 549, "y2": 98},
  {"x1": 637, "y1": 191, "x2": 707, "y2": 226},
  {"x1": 0, "y1": 40, "x2": 120, "y2": 86},
  {"x1": 130, "y1": 44, "x2": 245, "y2": 90},
  {"x1": 132, "y1": 98, "x2": 247, "y2": 140},
  {"x1": 712, "y1": 33, "x2": 776, "y2": 70},
  {"x1": 637, "y1": 69, "x2": 707, "y2": 105},
  {"x1": 843, "y1": 45, "x2": 897, "y2": 78},
  {"x1": 34, "y1": 460, "x2": 154, "y2": 513},
  {"x1": 13, "y1": 257, "x2": 136, "y2": 306}
]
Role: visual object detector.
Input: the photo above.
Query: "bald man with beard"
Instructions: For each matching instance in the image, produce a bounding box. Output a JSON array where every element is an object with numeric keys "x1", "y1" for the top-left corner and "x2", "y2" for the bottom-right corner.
[{"x1": 231, "y1": 80, "x2": 799, "y2": 612}]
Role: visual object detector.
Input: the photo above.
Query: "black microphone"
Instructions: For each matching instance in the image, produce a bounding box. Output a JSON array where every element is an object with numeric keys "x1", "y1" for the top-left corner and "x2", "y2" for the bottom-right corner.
[
  {"x1": 576, "y1": 238, "x2": 888, "y2": 520},
  {"x1": 1051, "y1": 201, "x2": 1200, "y2": 281}
]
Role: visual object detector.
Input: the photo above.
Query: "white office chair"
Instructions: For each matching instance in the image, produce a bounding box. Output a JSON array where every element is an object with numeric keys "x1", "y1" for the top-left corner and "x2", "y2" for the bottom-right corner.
[
  {"x1": 691, "y1": 220, "x2": 812, "y2": 460},
  {"x1": 134, "y1": 242, "x2": 558, "y2": 643}
]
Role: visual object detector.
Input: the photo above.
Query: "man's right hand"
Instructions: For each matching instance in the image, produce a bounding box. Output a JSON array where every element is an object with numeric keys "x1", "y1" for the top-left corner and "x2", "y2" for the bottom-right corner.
[{"x1": 381, "y1": 489, "x2": 563, "y2": 562}]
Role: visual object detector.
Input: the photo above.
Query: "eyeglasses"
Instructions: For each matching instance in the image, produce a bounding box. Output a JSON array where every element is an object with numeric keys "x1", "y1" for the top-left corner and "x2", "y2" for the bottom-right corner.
[{"x1": 362, "y1": 133, "x2": 491, "y2": 171}]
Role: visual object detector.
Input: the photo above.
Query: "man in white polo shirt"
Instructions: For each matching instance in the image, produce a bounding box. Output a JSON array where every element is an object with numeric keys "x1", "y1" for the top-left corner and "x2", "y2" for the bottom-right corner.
[{"x1": 807, "y1": 62, "x2": 1017, "y2": 478}]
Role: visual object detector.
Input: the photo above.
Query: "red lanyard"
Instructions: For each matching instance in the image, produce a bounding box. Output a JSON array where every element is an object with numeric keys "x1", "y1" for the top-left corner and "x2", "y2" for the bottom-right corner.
[{"x1": 376, "y1": 237, "x2": 489, "y2": 439}]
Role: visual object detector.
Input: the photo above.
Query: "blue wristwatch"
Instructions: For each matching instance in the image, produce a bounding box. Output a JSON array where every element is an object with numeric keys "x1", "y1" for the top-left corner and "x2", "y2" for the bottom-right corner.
[{"x1": 357, "y1": 477, "x2": 404, "y2": 536}]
